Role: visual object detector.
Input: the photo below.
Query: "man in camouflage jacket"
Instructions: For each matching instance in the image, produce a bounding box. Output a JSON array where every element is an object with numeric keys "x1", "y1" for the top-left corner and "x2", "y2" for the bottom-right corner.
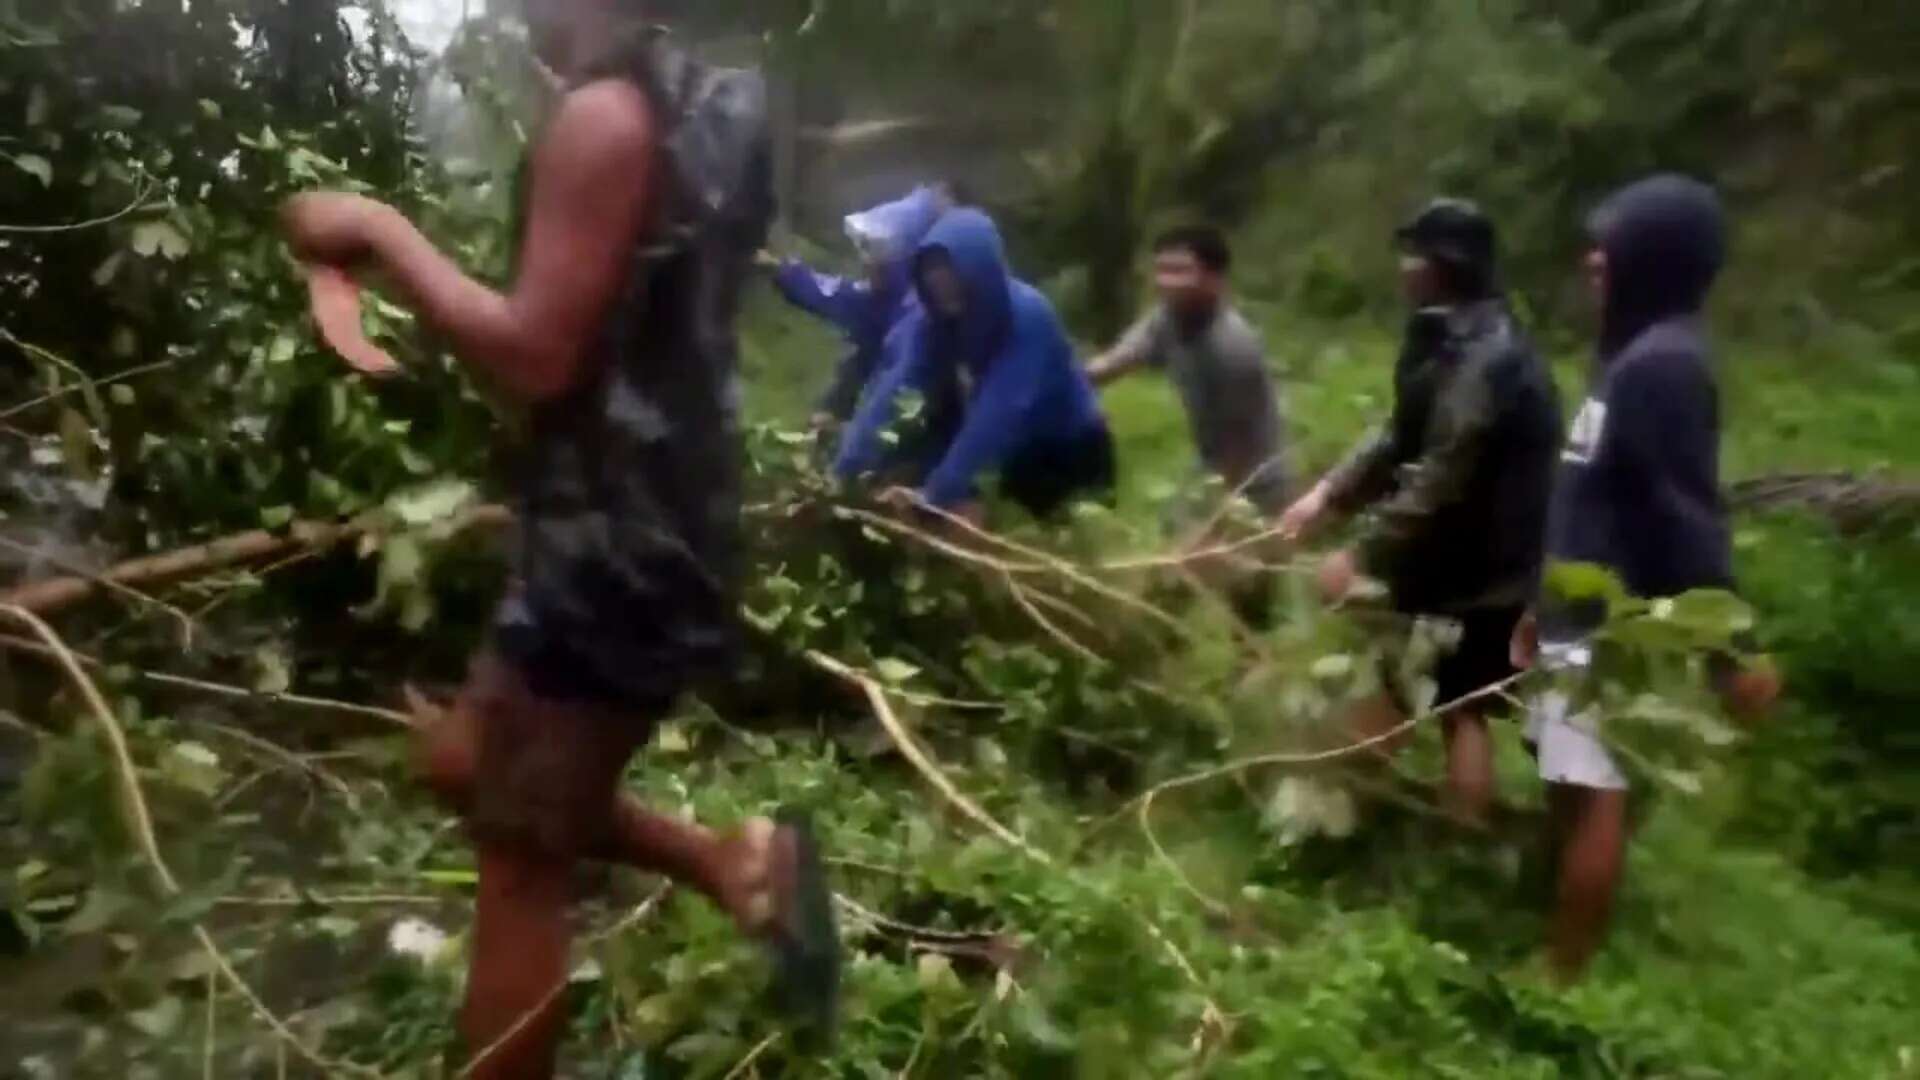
[{"x1": 1281, "y1": 199, "x2": 1562, "y2": 825}]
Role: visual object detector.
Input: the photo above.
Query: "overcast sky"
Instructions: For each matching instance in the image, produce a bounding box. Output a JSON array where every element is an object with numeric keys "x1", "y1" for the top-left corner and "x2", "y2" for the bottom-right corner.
[{"x1": 390, "y1": 0, "x2": 471, "y2": 53}]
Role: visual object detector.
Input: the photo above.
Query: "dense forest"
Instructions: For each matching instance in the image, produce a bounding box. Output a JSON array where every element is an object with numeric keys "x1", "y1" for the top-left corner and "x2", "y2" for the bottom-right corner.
[{"x1": 3, "y1": 1, "x2": 1919, "y2": 1076}]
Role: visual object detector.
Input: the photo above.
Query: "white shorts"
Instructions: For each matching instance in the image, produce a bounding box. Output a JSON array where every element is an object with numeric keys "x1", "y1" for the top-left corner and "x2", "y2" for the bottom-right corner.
[{"x1": 1526, "y1": 690, "x2": 1629, "y2": 792}]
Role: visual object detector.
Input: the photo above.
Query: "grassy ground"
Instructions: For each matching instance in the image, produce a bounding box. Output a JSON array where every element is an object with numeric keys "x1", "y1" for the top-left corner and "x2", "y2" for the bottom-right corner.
[
  {"x1": 728, "y1": 287, "x2": 1920, "y2": 1075},
  {"x1": 9, "y1": 283, "x2": 1916, "y2": 1079}
]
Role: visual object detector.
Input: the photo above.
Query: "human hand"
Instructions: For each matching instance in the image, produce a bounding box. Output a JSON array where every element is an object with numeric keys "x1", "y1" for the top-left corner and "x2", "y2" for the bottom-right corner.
[
  {"x1": 1316, "y1": 548, "x2": 1359, "y2": 604},
  {"x1": 305, "y1": 264, "x2": 401, "y2": 378},
  {"x1": 1509, "y1": 610, "x2": 1539, "y2": 670},
  {"x1": 948, "y1": 500, "x2": 987, "y2": 530},
  {"x1": 876, "y1": 486, "x2": 921, "y2": 512},
  {"x1": 281, "y1": 192, "x2": 392, "y2": 267},
  {"x1": 1278, "y1": 483, "x2": 1330, "y2": 542},
  {"x1": 1717, "y1": 654, "x2": 1783, "y2": 724}
]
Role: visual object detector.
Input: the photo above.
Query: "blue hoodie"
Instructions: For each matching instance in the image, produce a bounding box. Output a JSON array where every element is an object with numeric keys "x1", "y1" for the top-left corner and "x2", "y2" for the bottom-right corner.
[
  {"x1": 773, "y1": 186, "x2": 946, "y2": 419},
  {"x1": 1544, "y1": 175, "x2": 1733, "y2": 633},
  {"x1": 835, "y1": 209, "x2": 1107, "y2": 508}
]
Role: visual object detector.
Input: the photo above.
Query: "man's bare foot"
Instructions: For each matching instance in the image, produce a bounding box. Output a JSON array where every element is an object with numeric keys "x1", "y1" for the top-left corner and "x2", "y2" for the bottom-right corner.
[
  {"x1": 720, "y1": 817, "x2": 785, "y2": 934},
  {"x1": 405, "y1": 684, "x2": 475, "y2": 807},
  {"x1": 719, "y1": 814, "x2": 841, "y2": 1033}
]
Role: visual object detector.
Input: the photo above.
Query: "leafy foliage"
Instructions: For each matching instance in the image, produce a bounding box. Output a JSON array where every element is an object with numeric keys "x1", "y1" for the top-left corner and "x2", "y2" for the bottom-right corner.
[{"x1": 3, "y1": 2, "x2": 1920, "y2": 1079}]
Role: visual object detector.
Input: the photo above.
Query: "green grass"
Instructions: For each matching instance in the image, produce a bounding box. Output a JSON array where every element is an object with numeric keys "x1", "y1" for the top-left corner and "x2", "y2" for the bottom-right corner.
[{"x1": 22, "y1": 289, "x2": 1889, "y2": 1079}]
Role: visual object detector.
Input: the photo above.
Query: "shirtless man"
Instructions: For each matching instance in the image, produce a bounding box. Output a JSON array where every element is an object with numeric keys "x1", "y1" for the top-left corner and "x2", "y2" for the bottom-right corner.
[{"x1": 282, "y1": 2, "x2": 836, "y2": 1074}]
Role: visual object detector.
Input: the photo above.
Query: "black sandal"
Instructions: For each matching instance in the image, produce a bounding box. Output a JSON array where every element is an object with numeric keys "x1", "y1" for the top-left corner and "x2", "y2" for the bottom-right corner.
[{"x1": 763, "y1": 809, "x2": 841, "y2": 1043}]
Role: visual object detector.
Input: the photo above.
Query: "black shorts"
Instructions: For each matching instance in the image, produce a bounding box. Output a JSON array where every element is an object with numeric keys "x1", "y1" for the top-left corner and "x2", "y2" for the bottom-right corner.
[
  {"x1": 999, "y1": 424, "x2": 1117, "y2": 519},
  {"x1": 1431, "y1": 606, "x2": 1525, "y2": 712}
]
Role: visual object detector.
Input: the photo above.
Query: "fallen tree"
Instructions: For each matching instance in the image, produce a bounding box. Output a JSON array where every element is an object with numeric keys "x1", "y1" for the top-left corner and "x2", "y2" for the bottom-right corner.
[
  {"x1": 0, "y1": 505, "x2": 511, "y2": 615},
  {"x1": 1730, "y1": 470, "x2": 1920, "y2": 528}
]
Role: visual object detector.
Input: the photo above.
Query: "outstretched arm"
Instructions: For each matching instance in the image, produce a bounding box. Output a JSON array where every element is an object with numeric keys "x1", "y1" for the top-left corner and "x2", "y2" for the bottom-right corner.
[
  {"x1": 1356, "y1": 368, "x2": 1494, "y2": 581},
  {"x1": 282, "y1": 80, "x2": 656, "y2": 404},
  {"x1": 919, "y1": 349, "x2": 1052, "y2": 509},
  {"x1": 772, "y1": 261, "x2": 874, "y2": 334},
  {"x1": 1085, "y1": 311, "x2": 1160, "y2": 387},
  {"x1": 834, "y1": 322, "x2": 931, "y2": 479},
  {"x1": 1280, "y1": 426, "x2": 1398, "y2": 540}
]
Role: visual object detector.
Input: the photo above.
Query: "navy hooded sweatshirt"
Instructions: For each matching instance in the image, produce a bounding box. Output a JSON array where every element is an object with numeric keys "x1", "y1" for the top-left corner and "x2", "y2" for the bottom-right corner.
[
  {"x1": 1543, "y1": 175, "x2": 1734, "y2": 632},
  {"x1": 835, "y1": 209, "x2": 1107, "y2": 508}
]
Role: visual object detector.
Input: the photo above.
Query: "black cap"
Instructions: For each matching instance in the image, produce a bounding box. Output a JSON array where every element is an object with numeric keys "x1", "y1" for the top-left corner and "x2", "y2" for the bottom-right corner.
[{"x1": 1395, "y1": 198, "x2": 1497, "y2": 290}]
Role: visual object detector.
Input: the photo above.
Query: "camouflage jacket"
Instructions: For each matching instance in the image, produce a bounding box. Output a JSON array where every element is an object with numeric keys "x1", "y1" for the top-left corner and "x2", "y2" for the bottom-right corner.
[{"x1": 1325, "y1": 299, "x2": 1562, "y2": 614}]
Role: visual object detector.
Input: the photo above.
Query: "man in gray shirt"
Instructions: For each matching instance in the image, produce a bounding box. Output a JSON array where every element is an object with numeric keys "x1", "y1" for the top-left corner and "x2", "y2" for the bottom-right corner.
[{"x1": 1086, "y1": 226, "x2": 1290, "y2": 515}]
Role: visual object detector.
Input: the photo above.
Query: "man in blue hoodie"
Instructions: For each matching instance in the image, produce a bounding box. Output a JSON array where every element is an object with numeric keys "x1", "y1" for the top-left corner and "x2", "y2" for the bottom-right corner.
[
  {"x1": 769, "y1": 185, "x2": 954, "y2": 434},
  {"x1": 1522, "y1": 174, "x2": 1737, "y2": 981},
  {"x1": 836, "y1": 208, "x2": 1114, "y2": 521}
]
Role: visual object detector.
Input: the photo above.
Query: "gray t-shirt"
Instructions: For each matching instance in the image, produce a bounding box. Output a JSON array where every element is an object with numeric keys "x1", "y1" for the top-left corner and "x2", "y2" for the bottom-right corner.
[{"x1": 1112, "y1": 304, "x2": 1289, "y2": 511}]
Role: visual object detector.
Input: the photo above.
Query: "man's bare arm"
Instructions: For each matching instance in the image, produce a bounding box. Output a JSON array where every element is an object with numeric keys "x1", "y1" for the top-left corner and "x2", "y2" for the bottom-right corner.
[
  {"x1": 1085, "y1": 311, "x2": 1162, "y2": 387},
  {"x1": 1085, "y1": 348, "x2": 1148, "y2": 387},
  {"x1": 340, "y1": 81, "x2": 655, "y2": 402}
]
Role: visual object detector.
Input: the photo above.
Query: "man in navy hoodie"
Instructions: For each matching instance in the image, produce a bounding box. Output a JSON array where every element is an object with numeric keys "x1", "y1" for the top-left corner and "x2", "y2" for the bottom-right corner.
[
  {"x1": 1523, "y1": 174, "x2": 1735, "y2": 981},
  {"x1": 835, "y1": 208, "x2": 1114, "y2": 522}
]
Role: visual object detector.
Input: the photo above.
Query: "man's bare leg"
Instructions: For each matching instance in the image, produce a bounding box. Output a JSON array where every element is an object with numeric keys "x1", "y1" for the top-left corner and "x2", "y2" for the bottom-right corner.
[
  {"x1": 1441, "y1": 709, "x2": 1495, "y2": 827},
  {"x1": 1345, "y1": 692, "x2": 1414, "y2": 758},
  {"x1": 460, "y1": 842, "x2": 573, "y2": 1080},
  {"x1": 412, "y1": 697, "x2": 780, "y2": 930},
  {"x1": 601, "y1": 803, "x2": 781, "y2": 927},
  {"x1": 1545, "y1": 781, "x2": 1629, "y2": 982}
]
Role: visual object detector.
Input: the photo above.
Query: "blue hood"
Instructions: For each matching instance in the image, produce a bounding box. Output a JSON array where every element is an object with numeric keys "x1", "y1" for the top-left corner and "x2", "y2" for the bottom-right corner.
[
  {"x1": 1589, "y1": 174, "x2": 1726, "y2": 361},
  {"x1": 845, "y1": 185, "x2": 947, "y2": 298},
  {"x1": 913, "y1": 208, "x2": 1014, "y2": 369}
]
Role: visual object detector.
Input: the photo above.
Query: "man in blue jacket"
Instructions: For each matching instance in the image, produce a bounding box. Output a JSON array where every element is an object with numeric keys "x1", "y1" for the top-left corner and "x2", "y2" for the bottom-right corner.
[
  {"x1": 836, "y1": 208, "x2": 1114, "y2": 522},
  {"x1": 769, "y1": 185, "x2": 952, "y2": 429},
  {"x1": 1523, "y1": 174, "x2": 1741, "y2": 981}
]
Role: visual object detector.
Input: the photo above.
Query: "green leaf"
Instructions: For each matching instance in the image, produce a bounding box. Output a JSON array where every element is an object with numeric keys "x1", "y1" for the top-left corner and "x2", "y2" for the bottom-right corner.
[
  {"x1": 160, "y1": 742, "x2": 226, "y2": 800},
  {"x1": 399, "y1": 590, "x2": 434, "y2": 632},
  {"x1": 127, "y1": 996, "x2": 184, "y2": 1038},
  {"x1": 252, "y1": 646, "x2": 292, "y2": 695},
  {"x1": 1309, "y1": 653, "x2": 1353, "y2": 681},
  {"x1": 916, "y1": 951, "x2": 959, "y2": 991},
  {"x1": 654, "y1": 723, "x2": 692, "y2": 754},
  {"x1": 1011, "y1": 995, "x2": 1076, "y2": 1052},
  {"x1": 267, "y1": 331, "x2": 298, "y2": 365},
  {"x1": 10, "y1": 154, "x2": 52, "y2": 187},
  {"x1": 419, "y1": 868, "x2": 479, "y2": 886},
  {"x1": 388, "y1": 479, "x2": 476, "y2": 527},
  {"x1": 26, "y1": 85, "x2": 48, "y2": 126},
  {"x1": 65, "y1": 888, "x2": 133, "y2": 935},
  {"x1": 382, "y1": 535, "x2": 426, "y2": 585},
  {"x1": 398, "y1": 444, "x2": 435, "y2": 475},
  {"x1": 130, "y1": 220, "x2": 191, "y2": 260},
  {"x1": 875, "y1": 657, "x2": 921, "y2": 684},
  {"x1": 57, "y1": 408, "x2": 96, "y2": 478},
  {"x1": 197, "y1": 98, "x2": 223, "y2": 121},
  {"x1": 109, "y1": 384, "x2": 136, "y2": 407},
  {"x1": 92, "y1": 252, "x2": 124, "y2": 287},
  {"x1": 166, "y1": 948, "x2": 219, "y2": 983},
  {"x1": 1655, "y1": 589, "x2": 1755, "y2": 643},
  {"x1": 667, "y1": 1032, "x2": 742, "y2": 1069},
  {"x1": 98, "y1": 105, "x2": 143, "y2": 128},
  {"x1": 1543, "y1": 560, "x2": 1630, "y2": 608}
]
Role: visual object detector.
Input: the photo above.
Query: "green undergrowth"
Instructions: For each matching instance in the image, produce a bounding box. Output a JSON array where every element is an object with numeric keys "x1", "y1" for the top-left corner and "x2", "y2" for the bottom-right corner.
[{"x1": 9, "y1": 297, "x2": 1917, "y2": 1077}]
